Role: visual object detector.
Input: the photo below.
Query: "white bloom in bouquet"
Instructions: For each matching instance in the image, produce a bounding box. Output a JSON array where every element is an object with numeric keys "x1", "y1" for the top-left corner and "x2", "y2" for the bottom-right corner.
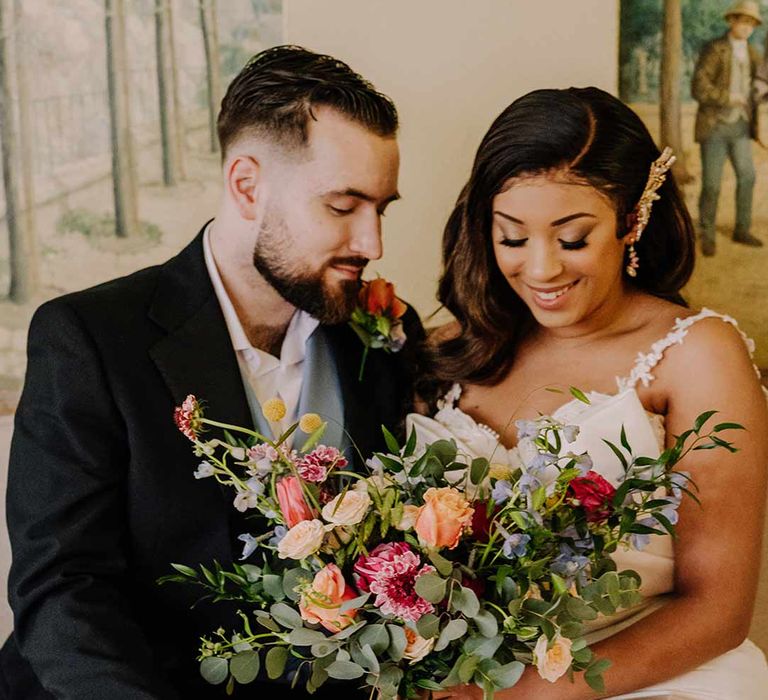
[
  {"x1": 533, "y1": 633, "x2": 573, "y2": 682},
  {"x1": 277, "y1": 519, "x2": 325, "y2": 560},
  {"x1": 402, "y1": 627, "x2": 435, "y2": 664},
  {"x1": 322, "y1": 489, "x2": 372, "y2": 526}
]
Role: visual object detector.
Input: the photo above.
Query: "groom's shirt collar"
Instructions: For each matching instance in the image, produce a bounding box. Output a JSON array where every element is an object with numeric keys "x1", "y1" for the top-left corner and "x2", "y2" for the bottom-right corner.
[{"x1": 203, "y1": 223, "x2": 319, "y2": 438}]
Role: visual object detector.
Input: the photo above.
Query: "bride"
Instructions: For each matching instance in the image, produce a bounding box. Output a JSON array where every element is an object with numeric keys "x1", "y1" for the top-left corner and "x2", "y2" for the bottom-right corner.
[{"x1": 409, "y1": 87, "x2": 768, "y2": 699}]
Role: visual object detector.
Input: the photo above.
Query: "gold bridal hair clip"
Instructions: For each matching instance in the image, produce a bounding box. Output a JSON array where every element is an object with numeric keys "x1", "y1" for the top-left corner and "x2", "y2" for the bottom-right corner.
[{"x1": 626, "y1": 146, "x2": 676, "y2": 277}]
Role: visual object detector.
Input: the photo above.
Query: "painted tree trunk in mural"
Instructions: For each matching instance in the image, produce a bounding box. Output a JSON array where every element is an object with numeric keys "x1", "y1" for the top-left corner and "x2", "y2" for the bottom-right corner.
[
  {"x1": 155, "y1": 0, "x2": 179, "y2": 186},
  {"x1": 660, "y1": 0, "x2": 691, "y2": 182},
  {"x1": 199, "y1": 0, "x2": 222, "y2": 153},
  {"x1": 14, "y1": 0, "x2": 37, "y2": 291},
  {"x1": 105, "y1": 0, "x2": 139, "y2": 237},
  {"x1": 167, "y1": 0, "x2": 186, "y2": 181},
  {"x1": 0, "y1": 0, "x2": 33, "y2": 303}
]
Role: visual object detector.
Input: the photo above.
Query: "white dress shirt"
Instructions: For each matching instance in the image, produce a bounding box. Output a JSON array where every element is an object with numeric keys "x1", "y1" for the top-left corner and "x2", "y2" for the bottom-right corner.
[{"x1": 203, "y1": 225, "x2": 319, "y2": 440}]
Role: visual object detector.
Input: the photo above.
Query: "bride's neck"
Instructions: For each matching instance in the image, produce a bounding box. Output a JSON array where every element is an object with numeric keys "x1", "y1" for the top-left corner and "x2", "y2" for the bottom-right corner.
[{"x1": 535, "y1": 288, "x2": 646, "y2": 346}]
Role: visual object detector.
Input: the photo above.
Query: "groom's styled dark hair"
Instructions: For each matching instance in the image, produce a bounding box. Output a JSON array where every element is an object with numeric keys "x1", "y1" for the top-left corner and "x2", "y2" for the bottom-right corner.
[{"x1": 217, "y1": 45, "x2": 399, "y2": 156}]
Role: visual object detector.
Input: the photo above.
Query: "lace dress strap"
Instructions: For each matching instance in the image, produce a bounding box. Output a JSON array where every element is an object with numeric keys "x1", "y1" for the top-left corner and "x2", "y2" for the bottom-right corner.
[
  {"x1": 437, "y1": 382, "x2": 463, "y2": 410},
  {"x1": 617, "y1": 308, "x2": 761, "y2": 391}
]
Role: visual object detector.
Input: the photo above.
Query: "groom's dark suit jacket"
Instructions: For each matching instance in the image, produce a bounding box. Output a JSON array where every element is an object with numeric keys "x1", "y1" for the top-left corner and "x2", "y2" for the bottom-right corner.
[{"x1": 0, "y1": 229, "x2": 423, "y2": 699}]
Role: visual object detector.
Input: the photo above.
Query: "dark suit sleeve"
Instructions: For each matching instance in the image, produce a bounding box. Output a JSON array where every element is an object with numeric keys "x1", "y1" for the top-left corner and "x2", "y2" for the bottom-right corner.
[
  {"x1": 691, "y1": 41, "x2": 730, "y2": 108},
  {"x1": 6, "y1": 301, "x2": 178, "y2": 699}
]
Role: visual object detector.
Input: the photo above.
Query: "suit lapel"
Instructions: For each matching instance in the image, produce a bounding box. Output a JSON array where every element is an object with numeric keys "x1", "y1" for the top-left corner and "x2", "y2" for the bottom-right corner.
[{"x1": 147, "y1": 228, "x2": 253, "y2": 533}]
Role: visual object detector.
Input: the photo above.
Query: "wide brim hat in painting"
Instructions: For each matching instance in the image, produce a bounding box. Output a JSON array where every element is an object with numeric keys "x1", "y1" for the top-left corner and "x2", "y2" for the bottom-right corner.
[{"x1": 724, "y1": 0, "x2": 762, "y2": 25}]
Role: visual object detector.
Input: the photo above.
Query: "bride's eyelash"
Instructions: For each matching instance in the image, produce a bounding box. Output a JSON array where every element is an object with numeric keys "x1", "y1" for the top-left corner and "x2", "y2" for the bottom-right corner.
[
  {"x1": 499, "y1": 238, "x2": 526, "y2": 248},
  {"x1": 560, "y1": 238, "x2": 588, "y2": 250}
]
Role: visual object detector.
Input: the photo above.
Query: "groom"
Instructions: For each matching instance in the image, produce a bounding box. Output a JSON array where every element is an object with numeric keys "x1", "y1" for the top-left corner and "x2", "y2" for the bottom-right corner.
[{"x1": 0, "y1": 46, "x2": 422, "y2": 698}]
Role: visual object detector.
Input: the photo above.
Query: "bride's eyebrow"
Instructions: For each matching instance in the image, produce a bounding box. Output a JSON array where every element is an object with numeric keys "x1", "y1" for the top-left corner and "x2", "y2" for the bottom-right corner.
[{"x1": 493, "y1": 211, "x2": 597, "y2": 226}]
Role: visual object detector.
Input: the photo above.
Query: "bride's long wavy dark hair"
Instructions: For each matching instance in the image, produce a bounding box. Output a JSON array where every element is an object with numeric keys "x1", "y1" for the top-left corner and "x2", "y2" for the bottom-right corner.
[{"x1": 419, "y1": 87, "x2": 695, "y2": 405}]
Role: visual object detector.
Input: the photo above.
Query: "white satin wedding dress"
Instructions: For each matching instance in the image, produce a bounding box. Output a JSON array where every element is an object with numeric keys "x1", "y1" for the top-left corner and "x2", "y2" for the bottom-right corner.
[{"x1": 407, "y1": 309, "x2": 768, "y2": 699}]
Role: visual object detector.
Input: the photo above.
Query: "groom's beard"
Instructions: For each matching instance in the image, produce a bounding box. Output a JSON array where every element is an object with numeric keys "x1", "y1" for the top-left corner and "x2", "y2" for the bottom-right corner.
[{"x1": 253, "y1": 210, "x2": 366, "y2": 325}]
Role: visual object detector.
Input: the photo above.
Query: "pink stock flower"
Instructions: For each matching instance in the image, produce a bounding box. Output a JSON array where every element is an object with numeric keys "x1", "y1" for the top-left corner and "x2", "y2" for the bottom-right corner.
[
  {"x1": 353, "y1": 542, "x2": 435, "y2": 622},
  {"x1": 297, "y1": 446, "x2": 348, "y2": 483},
  {"x1": 299, "y1": 564, "x2": 359, "y2": 632},
  {"x1": 174, "y1": 395, "x2": 202, "y2": 441},
  {"x1": 247, "y1": 444, "x2": 298, "y2": 476},
  {"x1": 276, "y1": 476, "x2": 315, "y2": 527}
]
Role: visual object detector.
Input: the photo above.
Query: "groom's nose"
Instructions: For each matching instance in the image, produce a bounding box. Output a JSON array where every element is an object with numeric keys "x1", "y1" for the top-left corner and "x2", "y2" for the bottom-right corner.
[{"x1": 348, "y1": 211, "x2": 383, "y2": 261}]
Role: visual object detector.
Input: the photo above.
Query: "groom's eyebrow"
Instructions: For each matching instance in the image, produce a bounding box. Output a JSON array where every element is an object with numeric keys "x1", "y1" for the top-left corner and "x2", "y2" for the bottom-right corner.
[{"x1": 322, "y1": 187, "x2": 401, "y2": 205}]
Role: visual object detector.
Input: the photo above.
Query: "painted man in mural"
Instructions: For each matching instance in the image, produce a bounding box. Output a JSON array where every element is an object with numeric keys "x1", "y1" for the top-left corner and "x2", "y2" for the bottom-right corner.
[
  {"x1": 692, "y1": 0, "x2": 763, "y2": 257},
  {"x1": 0, "y1": 46, "x2": 421, "y2": 699}
]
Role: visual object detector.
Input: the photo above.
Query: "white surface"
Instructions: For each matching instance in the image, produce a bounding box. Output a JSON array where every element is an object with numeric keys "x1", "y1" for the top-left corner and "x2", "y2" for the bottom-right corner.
[{"x1": 284, "y1": 0, "x2": 619, "y2": 316}]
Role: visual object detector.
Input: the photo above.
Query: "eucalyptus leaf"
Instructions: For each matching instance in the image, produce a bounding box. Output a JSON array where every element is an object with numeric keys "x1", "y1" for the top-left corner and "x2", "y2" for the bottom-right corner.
[
  {"x1": 282, "y1": 568, "x2": 312, "y2": 601},
  {"x1": 325, "y1": 660, "x2": 366, "y2": 680},
  {"x1": 387, "y1": 624, "x2": 407, "y2": 661},
  {"x1": 310, "y1": 641, "x2": 338, "y2": 658},
  {"x1": 359, "y1": 624, "x2": 389, "y2": 654},
  {"x1": 463, "y1": 634, "x2": 503, "y2": 659},
  {"x1": 263, "y1": 574, "x2": 285, "y2": 601},
  {"x1": 487, "y1": 660, "x2": 525, "y2": 689},
  {"x1": 230, "y1": 651, "x2": 260, "y2": 685},
  {"x1": 435, "y1": 618, "x2": 468, "y2": 651},
  {"x1": 458, "y1": 654, "x2": 480, "y2": 683},
  {"x1": 360, "y1": 643, "x2": 380, "y2": 673},
  {"x1": 288, "y1": 628, "x2": 328, "y2": 646},
  {"x1": 340, "y1": 592, "x2": 369, "y2": 612},
  {"x1": 414, "y1": 573, "x2": 448, "y2": 604},
  {"x1": 473, "y1": 609, "x2": 498, "y2": 638},
  {"x1": 270, "y1": 602, "x2": 303, "y2": 629},
  {"x1": 427, "y1": 550, "x2": 454, "y2": 577},
  {"x1": 200, "y1": 657, "x2": 229, "y2": 685},
  {"x1": 416, "y1": 613, "x2": 440, "y2": 639},
  {"x1": 451, "y1": 585, "x2": 480, "y2": 618},
  {"x1": 566, "y1": 598, "x2": 599, "y2": 621},
  {"x1": 470, "y1": 457, "x2": 490, "y2": 485},
  {"x1": 265, "y1": 646, "x2": 288, "y2": 679}
]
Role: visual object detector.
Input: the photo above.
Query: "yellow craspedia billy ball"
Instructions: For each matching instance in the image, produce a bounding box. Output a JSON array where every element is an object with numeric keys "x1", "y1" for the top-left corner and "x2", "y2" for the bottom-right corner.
[
  {"x1": 299, "y1": 413, "x2": 323, "y2": 433},
  {"x1": 262, "y1": 397, "x2": 287, "y2": 422}
]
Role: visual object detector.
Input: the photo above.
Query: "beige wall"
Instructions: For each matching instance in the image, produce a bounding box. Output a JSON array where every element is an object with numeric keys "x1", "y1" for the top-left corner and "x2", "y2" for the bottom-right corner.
[{"x1": 284, "y1": 0, "x2": 619, "y2": 317}]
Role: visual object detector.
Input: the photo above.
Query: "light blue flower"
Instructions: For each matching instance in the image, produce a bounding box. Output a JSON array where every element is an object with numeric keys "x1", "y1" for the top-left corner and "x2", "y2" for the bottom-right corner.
[
  {"x1": 670, "y1": 471, "x2": 689, "y2": 501},
  {"x1": 515, "y1": 419, "x2": 539, "y2": 439},
  {"x1": 530, "y1": 452, "x2": 558, "y2": 471},
  {"x1": 238, "y1": 533, "x2": 259, "y2": 560},
  {"x1": 572, "y1": 453, "x2": 593, "y2": 475},
  {"x1": 629, "y1": 516, "x2": 658, "y2": 550},
  {"x1": 492, "y1": 480, "x2": 514, "y2": 504},
  {"x1": 559, "y1": 525, "x2": 594, "y2": 552},
  {"x1": 563, "y1": 425, "x2": 580, "y2": 443},
  {"x1": 268, "y1": 525, "x2": 288, "y2": 548},
  {"x1": 496, "y1": 525, "x2": 531, "y2": 559},
  {"x1": 551, "y1": 551, "x2": 591, "y2": 585},
  {"x1": 518, "y1": 472, "x2": 542, "y2": 495},
  {"x1": 245, "y1": 477, "x2": 265, "y2": 496}
]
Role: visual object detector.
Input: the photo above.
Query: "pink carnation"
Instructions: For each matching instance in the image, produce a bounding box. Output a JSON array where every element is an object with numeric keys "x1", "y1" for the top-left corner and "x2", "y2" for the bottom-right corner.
[
  {"x1": 353, "y1": 542, "x2": 435, "y2": 622},
  {"x1": 174, "y1": 394, "x2": 202, "y2": 441},
  {"x1": 297, "y1": 445, "x2": 348, "y2": 483}
]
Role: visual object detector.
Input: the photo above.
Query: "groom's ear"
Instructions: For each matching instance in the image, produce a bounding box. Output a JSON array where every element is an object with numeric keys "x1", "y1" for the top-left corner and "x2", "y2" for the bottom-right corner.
[{"x1": 225, "y1": 153, "x2": 263, "y2": 221}]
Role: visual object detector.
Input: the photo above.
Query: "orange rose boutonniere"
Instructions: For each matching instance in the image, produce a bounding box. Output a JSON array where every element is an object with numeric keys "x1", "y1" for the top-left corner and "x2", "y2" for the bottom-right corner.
[{"x1": 348, "y1": 277, "x2": 407, "y2": 380}]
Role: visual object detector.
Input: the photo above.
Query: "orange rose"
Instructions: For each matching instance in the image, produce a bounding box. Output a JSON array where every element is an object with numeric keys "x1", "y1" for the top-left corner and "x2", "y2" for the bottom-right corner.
[
  {"x1": 414, "y1": 487, "x2": 474, "y2": 550},
  {"x1": 360, "y1": 278, "x2": 407, "y2": 319},
  {"x1": 299, "y1": 564, "x2": 359, "y2": 632},
  {"x1": 276, "y1": 476, "x2": 314, "y2": 528}
]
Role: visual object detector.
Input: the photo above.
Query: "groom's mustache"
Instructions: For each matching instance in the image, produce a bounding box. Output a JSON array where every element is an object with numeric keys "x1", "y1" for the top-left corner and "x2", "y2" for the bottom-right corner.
[{"x1": 327, "y1": 256, "x2": 369, "y2": 273}]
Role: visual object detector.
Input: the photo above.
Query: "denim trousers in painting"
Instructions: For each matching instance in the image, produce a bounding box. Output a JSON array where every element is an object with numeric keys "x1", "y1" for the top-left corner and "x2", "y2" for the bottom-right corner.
[{"x1": 698, "y1": 118, "x2": 756, "y2": 243}]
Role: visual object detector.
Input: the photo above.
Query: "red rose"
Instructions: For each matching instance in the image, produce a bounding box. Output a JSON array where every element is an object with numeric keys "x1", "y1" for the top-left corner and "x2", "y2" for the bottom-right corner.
[
  {"x1": 568, "y1": 471, "x2": 616, "y2": 523},
  {"x1": 470, "y1": 502, "x2": 493, "y2": 542},
  {"x1": 359, "y1": 278, "x2": 407, "y2": 319},
  {"x1": 461, "y1": 575, "x2": 486, "y2": 598}
]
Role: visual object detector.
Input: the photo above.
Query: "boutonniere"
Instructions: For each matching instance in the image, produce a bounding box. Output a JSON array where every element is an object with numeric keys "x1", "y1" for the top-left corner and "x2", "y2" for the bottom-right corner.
[{"x1": 348, "y1": 277, "x2": 408, "y2": 380}]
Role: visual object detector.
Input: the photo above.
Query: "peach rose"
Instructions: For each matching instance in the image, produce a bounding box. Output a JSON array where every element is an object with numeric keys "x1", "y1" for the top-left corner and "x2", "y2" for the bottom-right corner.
[
  {"x1": 277, "y1": 519, "x2": 325, "y2": 560},
  {"x1": 321, "y1": 489, "x2": 371, "y2": 526},
  {"x1": 414, "y1": 487, "x2": 474, "y2": 550},
  {"x1": 394, "y1": 504, "x2": 421, "y2": 532},
  {"x1": 402, "y1": 627, "x2": 435, "y2": 664},
  {"x1": 533, "y1": 633, "x2": 573, "y2": 683},
  {"x1": 276, "y1": 476, "x2": 314, "y2": 528},
  {"x1": 299, "y1": 564, "x2": 359, "y2": 632}
]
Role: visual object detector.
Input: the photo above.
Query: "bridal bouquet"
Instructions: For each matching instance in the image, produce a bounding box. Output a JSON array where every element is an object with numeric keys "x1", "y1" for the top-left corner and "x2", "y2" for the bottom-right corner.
[{"x1": 162, "y1": 393, "x2": 739, "y2": 699}]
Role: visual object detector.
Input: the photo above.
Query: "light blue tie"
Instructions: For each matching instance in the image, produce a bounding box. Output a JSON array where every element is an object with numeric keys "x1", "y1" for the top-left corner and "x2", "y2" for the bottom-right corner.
[{"x1": 297, "y1": 326, "x2": 348, "y2": 456}]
